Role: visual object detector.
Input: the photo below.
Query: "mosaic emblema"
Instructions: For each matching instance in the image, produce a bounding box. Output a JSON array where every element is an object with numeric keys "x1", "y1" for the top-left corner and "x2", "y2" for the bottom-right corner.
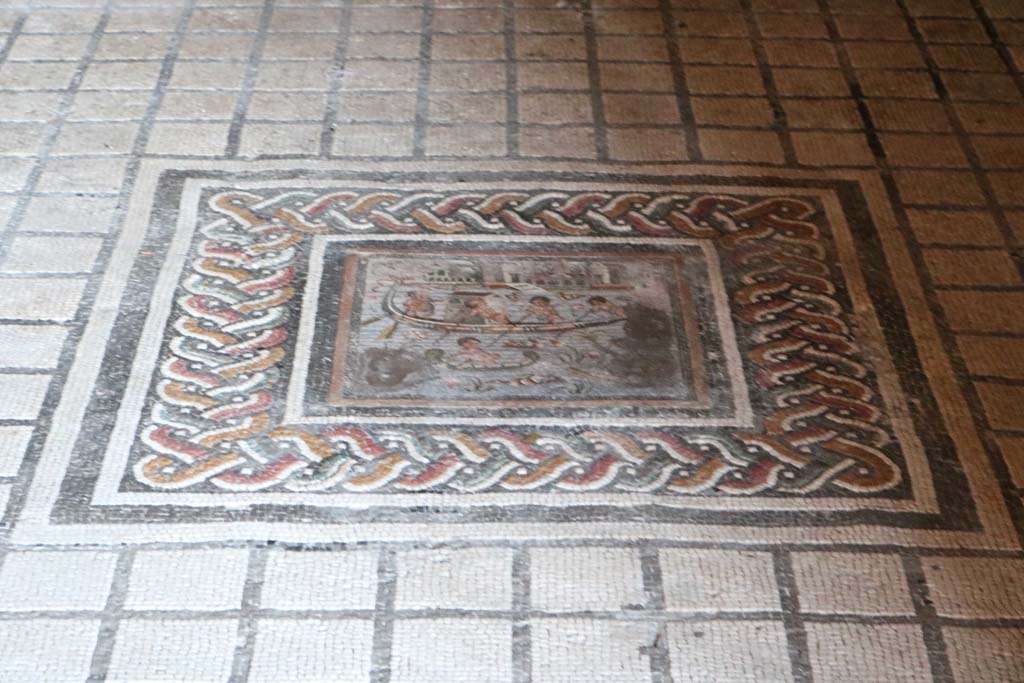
[{"x1": 14, "y1": 162, "x2": 1015, "y2": 547}]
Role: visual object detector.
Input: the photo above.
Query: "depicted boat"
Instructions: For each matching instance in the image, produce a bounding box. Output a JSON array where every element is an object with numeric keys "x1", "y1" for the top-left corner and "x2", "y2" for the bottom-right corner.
[{"x1": 381, "y1": 286, "x2": 626, "y2": 334}]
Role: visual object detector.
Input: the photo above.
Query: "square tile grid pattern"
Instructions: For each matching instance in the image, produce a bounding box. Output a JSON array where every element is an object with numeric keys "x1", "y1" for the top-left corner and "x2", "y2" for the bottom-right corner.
[{"x1": 0, "y1": 0, "x2": 1023, "y2": 682}]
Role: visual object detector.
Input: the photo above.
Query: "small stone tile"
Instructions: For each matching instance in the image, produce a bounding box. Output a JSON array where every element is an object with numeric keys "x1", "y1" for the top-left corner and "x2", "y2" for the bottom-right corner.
[
  {"x1": 263, "y1": 33, "x2": 340, "y2": 61},
  {"x1": 532, "y1": 618, "x2": 657, "y2": 683},
  {"x1": 0, "y1": 325, "x2": 68, "y2": 369},
  {"x1": 858, "y1": 69, "x2": 938, "y2": 99},
  {"x1": 350, "y1": 7, "x2": 424, "y2": 32},
  {"x1": 675, "y1": 11, "x2": 749, "y2": 38},
  {"x1": 996, "y1": 435, "x2": 1024, "y2": 485},
  {"x1": 607, "y1": 128, "x2": 688, "y2": 161},
  {"x1": 106, "y1": 619, "x2": 237, "y2": 683},
  {"x1": 430, "y1": 62, "x2": 506, "y2": 92},
  {"x1": 270, "y1": 7, "x2": 344, "y2": 32},
  {"x1": 0, "y1": 123, "x2": 46, "y2": 156},
  {"x1": 332, "y1": 124, "x2": 414, "y2": 156},
  {"x1": 939, "y1": 291, "x2": 1024, "y2": 333},
  {"x1": 261, "y1": 549, "x2": 378, "y2": 610},
  {"x1": 394, "y1": 547, "x2": 514, "y2": 611},
  {"x1": 758, "y1": 13, "x2": 827, "y2": 38},
  {"x1": 661, "y1": 549, "x2": 779, "y2": 612},
  {"x1": 978, "y1": 382, "x2": 1024, "y2": 430},
  {"x1": 958, "y1": 336, "x2": 1024, "y2": 379},
  {"x1": 94, "y1": 33, "x2": 172, "y2": 60},
  {"x1": 239, "y1": 123, "x2": 322, "y2": 156},
  {"x1": 925, "y1": 557, "x2": 1024, "y2": 618},
  {"x1": 845, "y1": 42, "x2": 925, "y2": 69},
  {"x1": 426, "y1": 125, "x2": 506, "y2": 156},
  {"x1": 0, "y1": 158, "x2": 33, "y2": 192},
  {"x1": 972, "y1": 136, "x2": 1024, "y2": 169},
  {"x1": 433, "y1": 7, "x2": 504, "y2": 32},
  {"x1": 944, "y1": 627, "x2": 1024, "y2": 683},
  {"x1": 604, "y1": 93, "x2": 680, "y2": 125},
  {"x1": 0, "y1": 62, "x2": 78, "y2": 90},
  {"x1": 597, "y1": 35, "x2": 669, "y2": 62},
  {"x1": 774, "y1": 67, "x2": 849, "y2": 97},
  {"x1": 246, "y1": 91, "x2": 324, "y2": 120},
  {"x1": 168, "y1": 61, "x2": 247, "y2": 90},
  {"x1": 783, "y1": 98, "x2": 861, "y2": 129},
  {"x1": 519, "y1": 93, "x2": 592, "y2": 124},
  {"x1": 337, "y1": 92, "x2": 417, "y2": 122},
  {"x1": 67, "y1": 91, "x2": 152, "y2": 122},
  {"x1": 22, "y1": 9, "x2": 103, "y2": 33},
  {"x1": 429, "y1": 93, "x2": 507, "y2": 124},
  {"x1": 601, "y1": 63, "x2": 675, "y2": 91},
  {"x1": 679, "y1": 37, "x2": 757, "y2": 65},
  {"x1": 907, "y1": 209, "x2": 1004, "y2": 245},
  {"x1": 36, "y1": 158, "x2": 128, "y2": 193},
  {"x1": 0, "y1": 620, "x2": 101, "y2": 683},
  {"x1": 0, "y1": 278, "x2": 85, "y2": 321},
  {"x1": 519, "y1": 126, "x2": 596, "y2": 158},
  {"x1": 792, "y1": 552, "x2": 913, "y2": 616},
  {"x1": 80, "y1": 61, "x2": 163, "y2": 90},
  {"x1": 531, "y1": 547, "x2": 645, "y2": 613},
  {"x1": 189, "y1": 7, "x2": 262, "y2": 31},
  {"x1": 514, "y1": 9, "x2": 583, "y2": 33},
  {"x1": 881, "y1": 133, "x2": 968, "y2": 168},
  {"x1": 347, "y1": 34, "x2": 421, "y2": 61},
  {"x1": 763, "y1": 40, "x2": 838, "y2": 67},
  {"x1": 178, "y1": 33, "x2": 255, "y2": 60},
  {"x1": 793, "y1": 131, "x2": 874, "y2": 166},
  {"x1": 146, "y1": 122, "x2": 230, "y2": 155},
  {"x1": 516, "y1": 34, "x2": 586, "y2": 61},
  {"x1": 21, "y1": 195, "x2": 119, "y2": 233},
  {"x1": 53, "y1": 122, "x2": 139, "y2": 155},
  {"x1": 342, "y1": 60, "x2": 420, "y2": 91},
  {"x1": 251, "y1": 61, "x2": 331, "y2": 90},
  {"x1": 106, "y1": 7, "x2": 183, "y2": 32},
  {"x1": 0, "y1": 375, "x2": 51, "y2": 421},
  {"x1": 699, "y1": 128, "x2": 784, "y2": 163},
  {"x1": 390, "y1": 619, "x2": 512, "y2": 683},
  {"x1": 0, "y1": 551, "x2": 117, "y2": 611},
  {"x1": 869, "y1": 99, "x2": 951, "y2": 132},
  {"x1": 685, "y1": 65, "x2": 766, "y2": 95},
  {"x1": 5, "y1": 236, "x2": 103, "y2": 274},
  {"x1": 894, "y1": 170, "x2": 985, "y2": 205},
  {"x1": 594, "y1": 9, "x2": 663, "y2": 34},
  {"x1": 0, "y1": 425, "x2": 33, "y2": 476},
  {"x1": 956, "y1": 103, "x2": 1024, "y2": 134},
  {"x1": 806, "y1": 623, "x2": 931, "y2": 683},
  {"x1": 0, "y1": 92, "x2": 63, "y2": 121},
  {"x1": 691, "y1": 96, "x2": 773, "y2": 127},
  {"x1": 125, "y1": 548, "x2": 249, "y2": 611},
  {"x1": 517, "y1": 62, "x2": 590, "y2": 90},
  {"x1": 8, "y1": 34, "x2": 92, "y2": 61},
  {"x1": 156, "y1": 91, "x2": 238, "y2": 121},
  {"x1": 668, "y1": 621, "x2": 791, "y2": 683},
  {"x1": 249, "y1": 619, "x2": 375, "y2": 683},
  {"x1": 434, "y1": 33, "x2": 506, "y2": 60},
  {"x1": 925, "y1": 249, "x2": 1020, "y2": 286}
]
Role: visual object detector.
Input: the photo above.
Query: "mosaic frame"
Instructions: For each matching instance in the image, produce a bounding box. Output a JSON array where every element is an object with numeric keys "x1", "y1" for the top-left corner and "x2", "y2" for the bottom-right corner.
[{"x1": 11, "y1": 161, "x2": 1017, "y2": 549}]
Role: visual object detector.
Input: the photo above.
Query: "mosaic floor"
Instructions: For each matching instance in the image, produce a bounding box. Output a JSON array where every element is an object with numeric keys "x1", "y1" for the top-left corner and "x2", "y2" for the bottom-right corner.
[{"x1": 1, "y1": 0, "x2": 1023, "y2": 681}]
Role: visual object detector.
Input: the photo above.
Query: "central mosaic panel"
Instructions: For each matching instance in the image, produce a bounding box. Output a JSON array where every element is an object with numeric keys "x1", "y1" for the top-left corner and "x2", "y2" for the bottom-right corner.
[{"x1": 331, "y1": 247, "x2": 700, "y2": 407}]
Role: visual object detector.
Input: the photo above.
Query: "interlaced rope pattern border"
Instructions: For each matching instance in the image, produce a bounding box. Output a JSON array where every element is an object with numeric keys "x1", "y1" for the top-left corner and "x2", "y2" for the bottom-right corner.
[{"x1": 134, "y1": 189, "x2": 902, "y2": 496}]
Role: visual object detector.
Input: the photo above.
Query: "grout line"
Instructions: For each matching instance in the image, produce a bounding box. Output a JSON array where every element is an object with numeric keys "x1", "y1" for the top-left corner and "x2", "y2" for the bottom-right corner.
[
  {"x1": 658, "y1": 0, "x2": 700, "y2": 161},
  {"x1": 502, "y1": 0, "x2": 519, "y2": 157},
  {"x1": 738, "y1": 0, "x2": 797, "y2": 165},
  {"x1": 223, "y1": 0, "x2": 274, "y2": 157},
  {"x1": 511, "y1": 546, "x2": 532, "y2": 683},
  {"x1": 902, "y1": 554, "x2": 955, "y2": 683},
  {"x1": 411, "y1": 0, "x2": 434, "y2": 157},
  {"x1": 773, "y1": 550, "x2": 813, "y2": 683},
  {"x1": 369, "y1": 547, "x2": 398, "y2": 683},
  {"x1": 318, "y1": 0, "x2": 353, "y2": 158},
  {"x1": 579, "y1": 0, "x2": 608, "y2": 160},
  {"x1": 85, "y1": 548, "x2": 135, "y2": 683},
  {"x1": 639, "y1": 546, "x2": 675, "y2": 683},
  {"x1": 228, "y1": 545, "x2": 269, "y2": 681}
]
